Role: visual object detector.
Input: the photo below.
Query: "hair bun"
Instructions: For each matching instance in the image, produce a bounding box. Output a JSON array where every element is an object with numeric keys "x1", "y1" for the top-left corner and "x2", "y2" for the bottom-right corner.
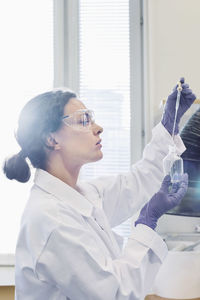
[{"x1": 3, "y1": 152, "x2": 31, "y2": 183}]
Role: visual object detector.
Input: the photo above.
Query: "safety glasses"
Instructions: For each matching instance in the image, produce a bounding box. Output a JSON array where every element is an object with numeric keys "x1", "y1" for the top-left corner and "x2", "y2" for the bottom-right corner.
[{"x1": 62, "y1": 109, "x2": 95, "y2": 132}]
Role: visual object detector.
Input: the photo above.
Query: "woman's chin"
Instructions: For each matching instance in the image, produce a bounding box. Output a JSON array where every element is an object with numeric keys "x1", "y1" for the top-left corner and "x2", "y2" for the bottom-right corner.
[
  {"x1": 91, "y1": 151, "x2": 103, "y2": 162},
  {"x1": 97, "y1": 151, "x2": 103, "y2": 160}
]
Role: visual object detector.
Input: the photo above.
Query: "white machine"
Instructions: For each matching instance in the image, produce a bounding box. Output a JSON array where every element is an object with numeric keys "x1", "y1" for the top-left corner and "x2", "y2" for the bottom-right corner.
[{"x1": 152, "y1": 206, "x2": 200, "y2": 298}]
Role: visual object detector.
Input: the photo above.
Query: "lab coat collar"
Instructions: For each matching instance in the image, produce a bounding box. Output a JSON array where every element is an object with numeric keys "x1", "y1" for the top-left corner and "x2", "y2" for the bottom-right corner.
[{"x1": 34, "y1": 169, "x2": 93, "y2": 217}]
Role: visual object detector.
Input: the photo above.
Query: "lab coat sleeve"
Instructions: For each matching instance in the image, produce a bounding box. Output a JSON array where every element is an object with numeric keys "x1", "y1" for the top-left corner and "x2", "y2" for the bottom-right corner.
[
  {"x1": 35, "y1": 220, "x2": 168, "y2": 300},
  {"x1": 85, "y1": 123, "x2": 186, "y2": 227}
]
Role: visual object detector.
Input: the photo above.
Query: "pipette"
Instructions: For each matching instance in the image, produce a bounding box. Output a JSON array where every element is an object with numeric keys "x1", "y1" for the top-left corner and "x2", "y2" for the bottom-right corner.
[
  {"x1": 163, "y1": 81, "x2": 184, "y2": 183},
  {"x1": 171, "y1": 81, "x2": 182, "y2": 139}
]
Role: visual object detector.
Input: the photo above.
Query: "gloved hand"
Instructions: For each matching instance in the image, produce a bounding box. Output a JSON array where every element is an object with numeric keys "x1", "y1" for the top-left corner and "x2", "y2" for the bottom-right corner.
[
  {"x1": 161, "y1": 78, "x2": 196, "y2": 135},
  {"x1": 135, "y1": 174, "x2": 188, "y2": 230}
]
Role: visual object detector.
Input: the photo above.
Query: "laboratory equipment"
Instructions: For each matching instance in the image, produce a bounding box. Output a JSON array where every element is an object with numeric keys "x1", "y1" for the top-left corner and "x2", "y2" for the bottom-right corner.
[
  {"x1": 163, "y1": 81, "x2": 184, "y2": 183},
  {"x1": 163, "y1": 146, "x2": 183, "y2": 183},
  {"x1": 167, "y1": 106, "x2": 200, "y2": 217},
  {"x1": 151, "y1": 105, "x2": 200, "y2": 299}
]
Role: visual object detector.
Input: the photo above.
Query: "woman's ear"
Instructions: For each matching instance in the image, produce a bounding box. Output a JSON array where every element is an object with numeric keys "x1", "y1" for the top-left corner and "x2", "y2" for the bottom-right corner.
[{"x1": 45, "y1": 134, "x2": 60, "y2": 150}]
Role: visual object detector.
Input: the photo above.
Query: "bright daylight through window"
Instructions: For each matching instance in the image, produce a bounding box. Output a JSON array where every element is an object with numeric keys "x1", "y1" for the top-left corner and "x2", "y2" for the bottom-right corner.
[{"x1": 0, "y1": 0, "x2": 53, "y2": 253}]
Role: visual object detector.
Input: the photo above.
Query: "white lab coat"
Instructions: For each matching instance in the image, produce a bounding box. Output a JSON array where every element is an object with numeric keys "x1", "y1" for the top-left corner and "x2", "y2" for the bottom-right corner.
[{"x1": 15, "y1": 123, "x2": 185, "y2": 300}]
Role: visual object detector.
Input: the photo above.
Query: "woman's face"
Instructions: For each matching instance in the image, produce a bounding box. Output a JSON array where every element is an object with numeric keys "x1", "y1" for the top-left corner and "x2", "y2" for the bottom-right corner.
[{"x1": 52, "y1": 98, "x2": 103, "y2": 167}]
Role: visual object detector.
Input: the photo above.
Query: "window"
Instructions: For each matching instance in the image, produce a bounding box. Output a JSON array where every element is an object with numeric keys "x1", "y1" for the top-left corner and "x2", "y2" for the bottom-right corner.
[{"x1": 0, "y1": 0, "x2": 53, "y2": 253}]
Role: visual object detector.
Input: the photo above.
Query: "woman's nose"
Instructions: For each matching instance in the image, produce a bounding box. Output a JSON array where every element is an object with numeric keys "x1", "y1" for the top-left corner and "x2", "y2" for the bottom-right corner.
[{"x1": 92, "y1": 123, "x2": 103, "y2": 135}]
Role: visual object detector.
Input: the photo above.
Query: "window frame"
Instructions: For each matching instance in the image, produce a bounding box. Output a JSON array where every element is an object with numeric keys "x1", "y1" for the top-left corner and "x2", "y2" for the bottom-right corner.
[
  {"x1": 54, "y1": 0, "x2": 80, "y2": 92},
  {"x1": 129, "y1": 0, "x2": 145, "y2": 163}
]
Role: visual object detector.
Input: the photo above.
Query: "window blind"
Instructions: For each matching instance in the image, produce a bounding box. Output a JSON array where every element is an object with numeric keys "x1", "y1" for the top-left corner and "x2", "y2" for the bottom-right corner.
[{"x1": 79, "y1": 0, "x2": 131, "y2": 240}]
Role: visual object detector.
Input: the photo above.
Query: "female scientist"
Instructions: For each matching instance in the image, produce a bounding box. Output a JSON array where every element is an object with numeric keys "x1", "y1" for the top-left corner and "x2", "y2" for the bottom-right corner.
[{"x1": 3, "y1": 78, "x2": 195, "y2": 300}]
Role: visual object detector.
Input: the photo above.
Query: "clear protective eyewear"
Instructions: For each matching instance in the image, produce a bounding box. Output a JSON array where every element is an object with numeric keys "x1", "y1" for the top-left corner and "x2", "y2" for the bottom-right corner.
[{"x1": 62, "y1": 109, "x2": 95, "y2": 132}]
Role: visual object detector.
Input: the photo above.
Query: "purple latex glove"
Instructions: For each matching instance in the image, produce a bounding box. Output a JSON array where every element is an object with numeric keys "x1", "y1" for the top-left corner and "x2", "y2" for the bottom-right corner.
[
  {"x1": 135, "y1": 174, "x2": 188, "y2": 230},
  {"x1": 161, "y1": 78, "x2": 196, "y2": 135}
]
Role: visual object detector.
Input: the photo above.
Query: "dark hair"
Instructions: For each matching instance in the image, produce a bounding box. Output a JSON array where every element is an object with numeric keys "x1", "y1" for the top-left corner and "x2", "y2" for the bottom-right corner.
[{"x1": 3, "y1": 89, "x2": 77, "y2": 183}]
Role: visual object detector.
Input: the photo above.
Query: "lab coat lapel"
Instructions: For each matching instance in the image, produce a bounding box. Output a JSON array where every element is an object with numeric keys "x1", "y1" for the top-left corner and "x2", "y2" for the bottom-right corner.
[{"x1": 34, "y1": 169, "x2": 93, "y2": 217}]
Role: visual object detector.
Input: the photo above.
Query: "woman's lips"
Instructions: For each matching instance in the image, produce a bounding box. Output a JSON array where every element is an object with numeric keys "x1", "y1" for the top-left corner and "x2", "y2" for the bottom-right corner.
[
  {"x1": 95, "y1": 139, "x2": 102, "y2": 145},
  {"x1": 95, "y1": 143, "x2": 102, "y2": 148}
]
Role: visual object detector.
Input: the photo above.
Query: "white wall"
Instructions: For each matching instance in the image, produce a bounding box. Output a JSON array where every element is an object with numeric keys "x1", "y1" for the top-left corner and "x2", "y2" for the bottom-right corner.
[{"x1": 145, "y1": 0, "x2": 200, "y2": 142}]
